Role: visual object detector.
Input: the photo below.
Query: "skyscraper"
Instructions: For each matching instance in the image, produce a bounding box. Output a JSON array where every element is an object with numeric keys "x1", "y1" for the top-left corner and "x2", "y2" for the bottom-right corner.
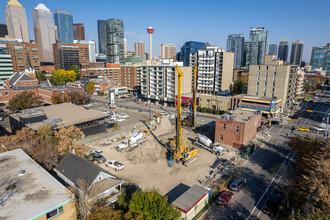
[
  {"x1": 105, "y1": 19, "x2": 124, "y2": 64},
  {"x1": 5, "y1": 0, "x2": 30, "y2": 42},
  {"x1": 134, "y1": 41, "x2": 145, "y2": 57},
  {"x1": 268, "y1": 44, "x2": 277, "y2": 56},
  {"x1": 161, "y1": 43, "x2": 176, "y2": 59},
  {"x1": 243, "y1": 41, "x2": 251, "y2": 67},
  {"x1": 290, "y1": 40, "x2": 304, "y2": 66},
  {"x1": 0, "y1": 24, "x2": 8, "y2": 38},
  {"x1": 227, "y1": 34, "x2": 245, "y2": 69},
  {"x1": 73, "y1": 23, "x2": 85, "y2": 40},
  {"x1": 249, "y1": 27, "x2": 268, "y2": 65},
  {"x1": 97, "y1": 20, "x2": 106, "y2": 54},
  {"x1": 33, "y1": 3, "x2": 56, "y2": 62},
  {"x1": 310, "y1": 45, "x2": 328, "y2": 70},
  {"x1": 179, "y1": 41, "x2": 209, "y2": 66},
  {"x1": 54, "y1": 9, "x2": 74, "y2": 43},
  {"x1": 278, "y1": 39, "x2": 289, "y2": 62}
]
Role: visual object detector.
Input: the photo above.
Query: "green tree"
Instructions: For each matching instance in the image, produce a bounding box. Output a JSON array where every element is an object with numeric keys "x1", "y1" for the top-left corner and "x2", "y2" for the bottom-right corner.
[
  {"x1": 36, "y1": 70, "x2": 47, "y2": 81},
  {"x1": 70, "y1": 65, "x2": 80, "y2": 80},
  {"x1": 97, "y1": 90, "x2": 104, "y2": 96},
  {"x1": 129, "y1": 188, "x2": 181, "y2": 220},
  {"x1": 9, "y1": 91, "x2": 42, "y2": 111},
  {"x1": 86, "y1": 82, "x2": 96, "y2": 94}
]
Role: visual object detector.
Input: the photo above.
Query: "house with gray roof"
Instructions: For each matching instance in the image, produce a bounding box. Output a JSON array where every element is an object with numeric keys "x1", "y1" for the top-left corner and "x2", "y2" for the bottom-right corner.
[{"x1": 54, "y1": 153, "x2": 124, "y2": 203}]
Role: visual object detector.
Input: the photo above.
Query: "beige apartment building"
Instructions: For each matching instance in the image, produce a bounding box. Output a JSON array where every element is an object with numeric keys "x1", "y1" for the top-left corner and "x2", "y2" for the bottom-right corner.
[
  {"x1": 247, "y1": 64, "x2": 298, "y2": 108},
  {"x1": 5, "y1": 0, "x2": 30, "y2": 42},
  {"x1": 161, "y1": 43, "x2": 176, "y2": 59},
  {"x1": 134, "y1": 41, "x2": 145, "y2": 57}
]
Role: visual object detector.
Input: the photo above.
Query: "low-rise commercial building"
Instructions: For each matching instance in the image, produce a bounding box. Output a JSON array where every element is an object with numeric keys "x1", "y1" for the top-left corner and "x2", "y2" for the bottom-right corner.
[
  {"x1": 199, "y1": 94, "x2": 233, "y2": 111},
  {"x1": 214, "y1": 109, "x2": 261, "y2": 148},
  {"x1": 0, "y1": 149, "x2": 76, "y2": 220},
  {"x1": 9, "y1": 103, "x2": 108, "y2": 136}
]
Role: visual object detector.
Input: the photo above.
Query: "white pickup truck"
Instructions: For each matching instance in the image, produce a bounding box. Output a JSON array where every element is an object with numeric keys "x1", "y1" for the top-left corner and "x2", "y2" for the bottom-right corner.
[{"x1": 106, "y1": 160, "x2": 125, "y2": 171}]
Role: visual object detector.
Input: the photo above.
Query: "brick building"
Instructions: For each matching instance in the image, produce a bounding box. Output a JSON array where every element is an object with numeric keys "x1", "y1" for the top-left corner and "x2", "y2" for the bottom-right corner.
[
  {"x1": 214, "y1": 109, "x2": 261, "y2": 148},
  {"x1": 121, "y1": 65, "x2": 139, "y2": 90},
  {"x1": 6, "y1": 43, "x2": 40, "y2": 73},
  {"x1": 53, "y1": 43, "x2": 89, "y2": 70},
  {"x1": 81, "y1": 63, "x2": 121, "y2": 85}
]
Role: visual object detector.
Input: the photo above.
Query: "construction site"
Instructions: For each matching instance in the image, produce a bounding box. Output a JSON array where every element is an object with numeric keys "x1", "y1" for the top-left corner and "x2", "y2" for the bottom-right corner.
[{"x1": 86, "y1": 65, "x2": 244, "y2": 194}]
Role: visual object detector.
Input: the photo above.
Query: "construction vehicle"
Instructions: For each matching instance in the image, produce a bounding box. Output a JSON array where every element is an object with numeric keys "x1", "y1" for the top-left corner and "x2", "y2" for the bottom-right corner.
[
  {"x1": 194, "y1": 134, "x2": 228, "y2": 155},
  {"x1": 116, "y1": 132, "x2": 146, "y2": 152},
  {"x1": 183, "y1": 64, "x2": 198, "y2": 128},
  {"x1": 169, "y1": 65, "x2": 198, "y2": 165}
]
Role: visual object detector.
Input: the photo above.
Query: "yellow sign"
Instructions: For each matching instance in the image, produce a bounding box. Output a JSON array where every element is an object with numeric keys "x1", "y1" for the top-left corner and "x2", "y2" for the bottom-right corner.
[{"x1": 287, "y1": 120, "x2": 293, "y2": 122}]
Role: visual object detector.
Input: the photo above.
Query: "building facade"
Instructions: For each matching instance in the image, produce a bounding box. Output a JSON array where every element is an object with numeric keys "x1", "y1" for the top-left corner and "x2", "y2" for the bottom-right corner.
[
  {"x1": 121, "y1": 65, "x2": 139, "y2": 90},
  {"x1": 214, "y1": 109, "x2": 261, "y2": 148},
  {"x1": 161, "y1": 43, "x2": 176, "y2": 59},
  {"x1": 247, "y1": 64, "x2": 298, "y2": 108},
  {"x1": 105, "y1": 19, "x2": 124, "y2": 64},
  {"x1": 74, "y1": 40, "x2": 96, "y2": 63},
  {"x1": 33, "y1": 3, "x2": 56, "y2": 62},
  {"x1": 278, "y1": 39, "x2": 289, "y2": 62},
  {"x1": 197, "y1": 46, "x2": 234, "y2": 93},
  {"x1": 6, "y1": 43, "x2": 40, "y2": 73},
  {"x1": 290, "y1": 40, "x2": 304, "y2": 67},
  {"x1": 310, "y1": 45, "x2": 329, "y2": 71},
  {"x1": 53, "y1": 43, "x2": 89, "y2": 70},
  {"x1": 0, "y1": 24, "x2": 8, "y2": 37},
  {"x1": 73, "y1": 23, "x2": 85, "y2": 40},
  {"x1": 179, "y1": 41, "x2": 209, "y2": 66},
  {"x1": 54, "y1": 9, "x2": 74, "y2": 43},
  {"x1": 199, "y1": 94, "x2": 232, "y2": 111},
  {"x1": 0, "y1": 54, "x2": 13, "y2": 86},
  {"x1": 249, "y1": 27, "x2": 268, "y2": 65},
  {"x1": 243, "y1": 41, "x2": 251, "y2": 67},
  {"x1": 5, "y1": 0, "x2": 30, "y2": 42},
  {"x1": 81, "y1": 63, "x2": 121, "y2": 85},
  {"x1": 227, "y1": 34, "x2": 244, "y2": 69},
  {"x1": 97, "y1": 20, "x2": 106, "y2": 54},
  {"x1": 268, "y1": 44, "x2": 277, "y2": 56},
  {"x1": 134, "y1": 41, "x2": 145, "y2": 57}
]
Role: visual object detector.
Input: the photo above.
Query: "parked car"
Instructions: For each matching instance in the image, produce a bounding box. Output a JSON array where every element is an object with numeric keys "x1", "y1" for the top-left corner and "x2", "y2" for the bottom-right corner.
[
  {"x1": 215, "y1": 191, "x2": 233, "y2": 205},
  {"x1": 0, "y1": 117, "x2": 3, "y2": 121},
  {"x1": 106, "y1": 160, "x2": 125, "y2": 171},
  {"x1": 93, "y1": 150, "x2": 104, "y2": 155},
  {"x1": 296, "y1": 126, "x2": 310, "y2": 132},
  {"x1": 118, "y1": 113, "x2": 129, "y2": 119},
  {"x1": 229, "y1": 179, "x2": 246, "y2": 192},
  {"x1": 84, "y1": 103, "x2": 93, "y2": 107},
  {"x1": 263, "y1": 188, "x2": 284, "y2": 216},
  {"x1": 312, "y1": 126, "x2": 326, "y2": 132},
  {"x1": 115, "y1": 118, "x2": 125, "y2": 122},
  {"x1": 160, "y1": 111, "x2": 167, "y2": 115},
  {"x1": 92, "y1": 153, "x2": 106, "y2": 164},
  {"x1": 105, "y1": 122, "x2": 115, "y2": 128}
]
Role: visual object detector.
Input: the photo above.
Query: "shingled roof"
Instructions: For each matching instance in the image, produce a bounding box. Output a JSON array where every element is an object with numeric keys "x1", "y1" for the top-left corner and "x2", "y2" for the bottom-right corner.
[{"x1": 54, "y1": 153, "x2": 123, "y2": 190}]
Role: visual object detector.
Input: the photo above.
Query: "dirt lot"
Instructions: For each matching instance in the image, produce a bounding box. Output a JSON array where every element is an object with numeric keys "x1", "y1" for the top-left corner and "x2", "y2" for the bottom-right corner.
[{"x1": 91, "y1": 115, "x2": 240, "y2": 194}]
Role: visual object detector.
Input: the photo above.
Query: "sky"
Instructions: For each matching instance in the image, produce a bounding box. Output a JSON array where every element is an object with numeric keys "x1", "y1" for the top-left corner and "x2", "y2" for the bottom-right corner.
[{"x1": 1, "y1": 0, "x2": 329, "y2": 63}]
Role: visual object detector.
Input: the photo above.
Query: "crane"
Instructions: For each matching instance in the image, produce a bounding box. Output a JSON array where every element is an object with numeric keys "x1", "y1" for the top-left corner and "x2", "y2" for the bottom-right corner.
[{"x1": 170, "y1": 65, "x2": 198, "y2": 164}]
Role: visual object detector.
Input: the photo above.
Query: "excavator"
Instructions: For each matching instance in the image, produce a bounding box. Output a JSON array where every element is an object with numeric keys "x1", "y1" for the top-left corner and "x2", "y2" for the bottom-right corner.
[{"x1": 169, "y1": 65, "x2": 198, "y2": 165}]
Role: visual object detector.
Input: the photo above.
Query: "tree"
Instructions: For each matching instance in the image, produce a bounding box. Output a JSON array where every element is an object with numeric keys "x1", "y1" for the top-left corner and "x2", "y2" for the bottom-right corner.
[
  {"x1": 36, "y1": 70, "x2": 47, "y2": 81},
  {"x1": 97, "y1": 90, "x2": 104, "y2": 96},
  {"x1": 231, "y1": 76, "x2": 248, "y2": 95},
  {"x1": 89, "y1": 207, "x2": 132, "y2": 220},
  {"x1": 51, "y1": 92, "x2": 69, "y2": 104},
  {"x1": 54, "y1": 125, "x2": 84, "y2": 156},
  {"x1": 9, "y1": 91, "x2": 42, "y2": 111},
  {"x1": 129, "y1": 188, "x2": 181, "y2": 220},
  {"x1": 86, "y1": 82, "x2": 96, "y2": 94},
  {"x1": 70, "y1": 65, "x2": 80, "y2": 80},
  {"x1": 67, "y1": 90, "x2": 90, "y2": 105},
  {"x1": 51, "y1": 69, "x2": 77, "y2": 85}
]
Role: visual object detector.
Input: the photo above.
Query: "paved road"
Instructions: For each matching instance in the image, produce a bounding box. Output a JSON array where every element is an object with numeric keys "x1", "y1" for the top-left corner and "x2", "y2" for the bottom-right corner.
[{"x1": 202, "y1": 86, "x2": 330, "y2": 220}]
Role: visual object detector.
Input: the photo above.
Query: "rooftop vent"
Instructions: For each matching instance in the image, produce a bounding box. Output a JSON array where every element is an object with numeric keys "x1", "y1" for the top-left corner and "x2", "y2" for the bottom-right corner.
[{"x1": 18, "y1": 170, "x2": 25, "y2": 176}]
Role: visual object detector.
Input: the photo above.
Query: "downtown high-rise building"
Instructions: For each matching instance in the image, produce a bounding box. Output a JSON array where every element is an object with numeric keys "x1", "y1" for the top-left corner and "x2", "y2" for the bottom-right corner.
[
  {"x1": 227, "y1": 34, "x2": 245, "y2": 69},
  {"x1": 33, "y1": 3, "x2": 56, "y2": 62},
  {"x1": 179, "y1": 41, "x2": 209, "y2": 66},
  {"x1": 5, "y1": 0, "x2": 30, "y2": 42},
  {"x1": 105, "y1": 18, "x2": 124, "y2": 64},
  {"x1": 134, "y1": 41, "x2": 145, "y2": 57},
  {"x1": 124, "y1": 38, "x2": 127, "y2": 57},
  {"x1": 161, "y1": 43, "x2": 176, "y2": 59},
  {"x1": 73, "y1": 23, "x2": 85, "y2": 40},
  {"x1": 249, "y1": 27, "x2": 268, "y2": 65},
  {"x1": 290, "y1": 40, "x2": 304, "y2": 67},
  {"x1": 277, "y1": 39, "x2": 289, "y2": 62},
  {"x1": 54, "y1": 9, "x2": 74, "y2": 43},
  {"x1": 97, "y1": 20, "x2": 106, "y2": 54},
  {"x1": 74, "y1": 40, "x2": 96, "y2": 62},
  {"x1": 243, "y1": 41, "x2": 251, "y2": 67},
  {"x1": 310, "y1": 45, "x2": 330, "y2": 74},
  {"x1": 268, "y1": 44, "x2": 277, "y2": 56},
  {"x1": 0, "y1": 24, "x2": 8, "y2": 38}
]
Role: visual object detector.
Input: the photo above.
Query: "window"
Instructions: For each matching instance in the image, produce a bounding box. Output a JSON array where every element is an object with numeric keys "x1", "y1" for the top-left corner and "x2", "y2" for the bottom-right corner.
[
  {"x1": 222, "y1": 124, "x2": 226, "y2": 130},
  {"x1": 219, "y1": 134, "x2": 223, "y2": 141},
  {"x1": 235, "y1": 126, "x2": 239, "y2": 132},
  {"x1": 46, "y1": 206, "x2": 64, "y2": 219}
]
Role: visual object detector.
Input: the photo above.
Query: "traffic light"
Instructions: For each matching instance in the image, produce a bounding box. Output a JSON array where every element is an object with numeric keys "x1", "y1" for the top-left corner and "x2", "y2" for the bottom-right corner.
[{"x1": 307, "y1": 110, "x2": 313, "y2": 112}]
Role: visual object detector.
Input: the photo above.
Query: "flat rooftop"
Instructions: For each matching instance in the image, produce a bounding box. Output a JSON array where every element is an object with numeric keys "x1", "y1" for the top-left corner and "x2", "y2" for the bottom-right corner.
[
  {"x1": 0, "y1": 149, "x2": 74, "y2": 220},
  {"x1": 10, "y1": 103, "x2": 108, "y2": 130},
  {"x1": 218, "y1": 109, "x2": 261, "y2": 123},
  {"x1": 237, "y1": 94, "x2": 280, "y2": 102}
]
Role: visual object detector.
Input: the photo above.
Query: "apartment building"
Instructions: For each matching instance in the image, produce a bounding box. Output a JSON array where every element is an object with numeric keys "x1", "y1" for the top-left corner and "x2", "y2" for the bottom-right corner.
[
  {"x1": 81, "y1": 63, "x2": 121, "y2": 85},
  {"x1": 140, "y1": 60, "x2": 192, "y2": 104},
  {"x1": 161, "y1": 43, "x2": 176, "y2": 59},
  {"x1": 247, "y1": 64, "x2": 298, "y2": 108},
  {"x1": 121, "y1": 65, "x2": 139, "y2": 90},
  {"x1": 197, "y1": 46, "x2": 234, "y2": 93},
  {"x1": 53, "y1": 43, "x2": 89, "y2": 70}
]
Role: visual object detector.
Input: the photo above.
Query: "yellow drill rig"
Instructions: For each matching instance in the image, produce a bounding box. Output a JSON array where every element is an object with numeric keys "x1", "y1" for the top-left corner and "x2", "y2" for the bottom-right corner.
[{"x1": 170, "y1": 65, "x2": 198, "y2": 165}]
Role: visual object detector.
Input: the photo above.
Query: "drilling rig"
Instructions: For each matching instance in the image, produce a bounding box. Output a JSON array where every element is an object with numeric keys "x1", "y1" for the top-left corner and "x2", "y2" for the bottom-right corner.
[
  {"x1": 170, "y1": 65, "x2": 198, "y2": 165},
  {"x1": 183, "y1": 64, "x2": 197, "y2": 128}
]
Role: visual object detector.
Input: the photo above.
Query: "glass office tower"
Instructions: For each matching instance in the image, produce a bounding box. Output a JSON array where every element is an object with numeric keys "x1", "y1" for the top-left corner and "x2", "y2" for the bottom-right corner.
[
  {"x1": 54, "y1": 9, "x2": 74, "y2": 43},
  {"x1": 105, "y1": 18, "x2": 124, "y2": 64},
  {"x1": 227, "y1": 34, "x2": 245, "y2": 68}
]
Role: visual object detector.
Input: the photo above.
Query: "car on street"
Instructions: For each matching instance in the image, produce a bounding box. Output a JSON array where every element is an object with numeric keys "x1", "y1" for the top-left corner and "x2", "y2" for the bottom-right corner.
[
  {"x1": 160, "y1": 111, "x2": 167, "y2": 115},
  {"x1": 312, "y1": 126, "x2": 326, "y2": 132},
  {"x1": 263, "y1": 188, "x2": 284, "y2": 216},
  {"x1": 106, "y1": 160, "x2": 125, "y2": 171},
  {"x1": 296, "y1": 126, "x2": 310, "y2": 132},
  {"x1": 215, "y1": 191, "x2": 233, "y2": 205},
  {"x1": 229, "y1": 179, "x2": 246, "y2": 192}
]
